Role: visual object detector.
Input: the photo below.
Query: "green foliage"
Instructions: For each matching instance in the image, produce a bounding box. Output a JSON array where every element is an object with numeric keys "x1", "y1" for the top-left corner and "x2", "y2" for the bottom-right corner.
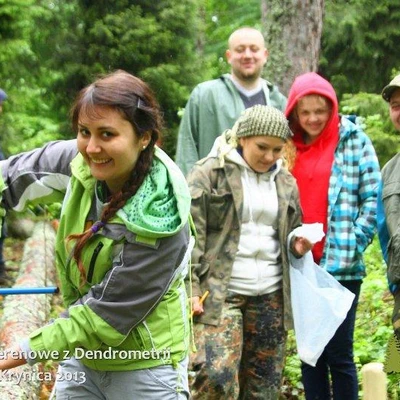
[
  {"x1": 281, "y1": 331, "x2": 303, "y2": 399},
  {"x1": 0, "y1": 0, "x2": 65, "y2": 153},
  {"x1": 354, "y1": 242, "x2": 392, "y2": 365},
  {"x1": 339, "y1": 92, "x2": 400, "y2": 168},
  {"x1": 29, "y1": 0, "x2": 203, "y2": 157},
  {"x1": 1, "y1": 0, "x2": 203, "y2": 157},
  {"x1": 0, "y1": 0, "x2": 51, "y2": 89},
  {"x1": 321, "y1": 0, "x2": 400, "y2": 98},
  {"x1": 1, "y1": 112, "x2": 61, "y2": 155}
]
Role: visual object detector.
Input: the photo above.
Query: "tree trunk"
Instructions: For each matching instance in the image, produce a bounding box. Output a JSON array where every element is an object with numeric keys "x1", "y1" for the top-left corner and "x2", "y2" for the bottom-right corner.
[
  {"x1": 196, "y1": 4, "x2": 207, "y2": 56},
  {"x1": 261, "y1": 0, "x2": 325, "y2": 96},
  {"x1": 0, "y1": 222, "x2": 57, "y2": 399}
]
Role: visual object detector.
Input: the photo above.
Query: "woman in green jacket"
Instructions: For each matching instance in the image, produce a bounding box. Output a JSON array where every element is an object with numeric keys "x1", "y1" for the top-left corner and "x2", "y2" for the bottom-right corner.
[{"x1": 0, "y1": 70, "x2": 193, "y2": 399}]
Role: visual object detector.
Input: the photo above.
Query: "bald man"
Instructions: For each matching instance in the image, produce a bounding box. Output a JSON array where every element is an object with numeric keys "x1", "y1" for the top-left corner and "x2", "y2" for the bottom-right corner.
[{"x1": 175, "y1": 27, "x2": 286, "y2": 176}]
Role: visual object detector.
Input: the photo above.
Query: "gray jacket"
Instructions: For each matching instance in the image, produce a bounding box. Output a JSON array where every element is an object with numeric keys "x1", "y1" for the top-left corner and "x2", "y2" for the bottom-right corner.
[{"x1": 381, "y1": 153, "x2": 400, "y2": 284}]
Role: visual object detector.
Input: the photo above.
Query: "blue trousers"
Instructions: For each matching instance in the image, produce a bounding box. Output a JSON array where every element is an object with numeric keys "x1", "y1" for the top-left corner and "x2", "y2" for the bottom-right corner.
[{"x1": 301, "y1": 280, "x2": 362, "y2": 400}]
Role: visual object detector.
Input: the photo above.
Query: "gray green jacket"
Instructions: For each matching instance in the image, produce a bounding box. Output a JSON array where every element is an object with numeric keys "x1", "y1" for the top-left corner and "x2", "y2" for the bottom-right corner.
[
  {"x1": 187, "y1": 155, "x2": 302, "y2": 329},
  {"x1": 175, "y1": 74, "x2": 287, "y2": 176},
  {"x1": 0, "y1": 140, "x2": 193, "y2": 370},
  {"x1": 379, "y1": 153, "x2": 400, "y2": 289}
]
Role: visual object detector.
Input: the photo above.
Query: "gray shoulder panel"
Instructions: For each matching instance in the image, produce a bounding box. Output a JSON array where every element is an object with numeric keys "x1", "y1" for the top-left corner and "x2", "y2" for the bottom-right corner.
[{"x1": 85, "y1": 223, "x2": 190, "y2": 335}]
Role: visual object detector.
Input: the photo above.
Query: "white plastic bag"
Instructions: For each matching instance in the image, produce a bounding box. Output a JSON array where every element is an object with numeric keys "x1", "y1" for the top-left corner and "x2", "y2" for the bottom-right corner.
[{"x1": 289, "y1": 251, "x2": 355, "y2": 366}]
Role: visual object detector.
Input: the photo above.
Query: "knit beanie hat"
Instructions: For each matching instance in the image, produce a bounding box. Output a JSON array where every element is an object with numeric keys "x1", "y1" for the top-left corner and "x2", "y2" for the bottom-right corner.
[
  {"x1": 216, "y1": 105, "x2": 292, "y2": 167},
  {"x1": 235, "y1": 104, "x2": 293, "y2": 141},
  {"x1": 382, "y1": 74, "x2": 400, "y2": 102}
]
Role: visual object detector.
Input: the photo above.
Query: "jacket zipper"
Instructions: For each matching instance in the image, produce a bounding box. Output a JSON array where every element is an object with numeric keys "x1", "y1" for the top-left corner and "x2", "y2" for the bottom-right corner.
[{"x1": 87, "y1": 242, "x2": 104, "y2": 283}]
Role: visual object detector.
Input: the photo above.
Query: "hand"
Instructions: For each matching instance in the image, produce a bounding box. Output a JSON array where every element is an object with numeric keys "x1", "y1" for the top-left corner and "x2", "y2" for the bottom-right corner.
[
  {"x1": 0, "y1": 345, "x2": 27, "y2": 371},
  {"x1": 191, "y1": 296, "x2": 204, "y2": 316},
  {"x1": 292, "y1": 236, "x2": 313, "y2": 257}
]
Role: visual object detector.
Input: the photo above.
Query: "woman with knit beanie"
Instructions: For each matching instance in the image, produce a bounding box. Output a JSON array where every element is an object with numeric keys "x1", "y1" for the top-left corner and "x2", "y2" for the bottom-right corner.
[
  {"x1": 187, "y1": 104, "x2": 312, "y2": 399},
  {"x1": 285, "y1": 72, "x2": 381, "y2": 399}
]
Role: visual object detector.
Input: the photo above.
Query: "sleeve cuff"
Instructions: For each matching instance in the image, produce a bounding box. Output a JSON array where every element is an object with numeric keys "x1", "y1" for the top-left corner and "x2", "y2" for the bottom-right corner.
[{"x1": 19, "y1": 338, "x2": 38, "y2": 366}]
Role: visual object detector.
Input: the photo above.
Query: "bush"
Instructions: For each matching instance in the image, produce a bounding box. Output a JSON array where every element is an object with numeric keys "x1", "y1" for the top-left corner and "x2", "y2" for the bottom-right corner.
[{"x1": 340, "y1": 92, "x2": 400, "y2": 168}]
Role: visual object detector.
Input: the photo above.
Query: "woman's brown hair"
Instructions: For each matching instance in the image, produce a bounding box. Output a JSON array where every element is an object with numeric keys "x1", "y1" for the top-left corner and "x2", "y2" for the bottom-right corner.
[
  {"x1": 283, "y1": 139, "x2": 297, "y2": 172},
  {"x1": 68, "y1": 70, "x2": 163, "y2": 283}
]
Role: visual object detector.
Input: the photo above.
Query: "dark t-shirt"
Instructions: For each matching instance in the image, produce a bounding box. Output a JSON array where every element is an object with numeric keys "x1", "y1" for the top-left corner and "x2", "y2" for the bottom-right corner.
[{"x1": 238, "y1": 89, "x2": 266, "y2": 109}]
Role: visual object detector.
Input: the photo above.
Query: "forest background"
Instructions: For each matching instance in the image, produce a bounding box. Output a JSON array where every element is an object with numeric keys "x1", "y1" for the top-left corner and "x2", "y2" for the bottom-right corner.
[{"x1": 1, "y1": 0, "x2": 400, "y2": 398}]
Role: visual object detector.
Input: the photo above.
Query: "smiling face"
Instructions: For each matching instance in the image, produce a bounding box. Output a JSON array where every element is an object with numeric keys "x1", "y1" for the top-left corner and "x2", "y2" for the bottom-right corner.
[
  {"x1": 239, "y1": 135, "x2": 285, "y2": 173},
  {"x1": 389, "y1": 89, "x2": 400, "y2": 131},
  {"x1": 226, "y1": 28, "x2": 268, "y2": 85},
  {"x1": 77, "y1": 106, "x2": 150, "y2": 194},
  {"x1": 296, "y1": 95, "x2": 332, "y2": 144}
]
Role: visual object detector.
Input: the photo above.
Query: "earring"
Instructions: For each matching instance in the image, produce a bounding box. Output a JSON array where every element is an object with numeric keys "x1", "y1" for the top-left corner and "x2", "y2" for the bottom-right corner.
[{"x1": 142, "y1": 145, "x2": 146, "y2": 150}]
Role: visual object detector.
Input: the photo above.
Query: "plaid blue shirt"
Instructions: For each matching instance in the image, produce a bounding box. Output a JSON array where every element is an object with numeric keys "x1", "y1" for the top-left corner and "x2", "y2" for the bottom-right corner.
[{"x1": 320, "y1": 116, "x2": 381, "y2": 280}]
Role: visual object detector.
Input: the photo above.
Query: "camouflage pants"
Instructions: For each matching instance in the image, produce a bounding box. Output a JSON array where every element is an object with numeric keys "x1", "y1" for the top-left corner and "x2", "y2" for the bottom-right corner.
[{"x1": 190, "y1": 290, "x2": 286, "y2": 400}]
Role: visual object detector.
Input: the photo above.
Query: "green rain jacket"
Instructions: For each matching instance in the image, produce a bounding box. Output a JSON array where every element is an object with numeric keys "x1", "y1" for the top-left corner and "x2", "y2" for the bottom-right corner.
[
  {"x1": 0, "y1": 140, "x2": 194, "y2": 371},
  {"x1": 175, "y1": 74, "x2": 287, "y2": 176}
]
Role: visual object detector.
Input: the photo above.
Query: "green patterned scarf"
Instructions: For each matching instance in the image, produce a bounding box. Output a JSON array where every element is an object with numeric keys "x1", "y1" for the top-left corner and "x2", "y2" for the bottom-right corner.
[{"x1": 120, "y1": 157, "x2": 181, "y2": 236}]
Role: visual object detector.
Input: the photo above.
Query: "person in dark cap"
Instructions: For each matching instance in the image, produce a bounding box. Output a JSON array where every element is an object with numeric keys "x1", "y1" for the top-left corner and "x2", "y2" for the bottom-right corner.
[
  {"x1": 377, "y1": 74, "x2": 400, "y2": 342},
  {"x1": 382, "y1": 74, "x2": 400, "y2": 131},
  {"x1": 0, "y1": 88, "x2": 8, "y2": 284},
  {"x1": 187, "y1": 105, "x2": 312, "y2": 399},
  {"x1": 0, "y1": 89, "x2": 7, "y2": 113}
]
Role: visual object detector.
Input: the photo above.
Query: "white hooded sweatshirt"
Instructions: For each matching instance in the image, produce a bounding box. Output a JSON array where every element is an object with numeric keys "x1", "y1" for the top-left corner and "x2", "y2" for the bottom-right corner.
[{"x1": 225, "y1": 148, "x2": 283, "y2": 296}]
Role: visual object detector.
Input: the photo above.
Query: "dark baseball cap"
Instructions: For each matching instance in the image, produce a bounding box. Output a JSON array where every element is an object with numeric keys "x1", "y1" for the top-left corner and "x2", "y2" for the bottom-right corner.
[
  {"x1": 0, "y1": 89, "x2": 7, "y2": 103},
  {"x1": 382, "y1": 75, "x2": 400, "y2": 102}
]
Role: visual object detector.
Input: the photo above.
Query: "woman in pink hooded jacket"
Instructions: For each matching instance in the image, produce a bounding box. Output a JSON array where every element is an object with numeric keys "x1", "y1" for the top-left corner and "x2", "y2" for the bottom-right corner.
[{"x1": 285, "y1": 72, "x2": 380, "y2": 400}]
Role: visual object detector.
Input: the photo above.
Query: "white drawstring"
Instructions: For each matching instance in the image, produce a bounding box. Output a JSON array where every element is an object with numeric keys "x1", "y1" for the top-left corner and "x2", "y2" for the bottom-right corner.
[{"x1": 243, "y1": 168, "x2": 254, "y2": 223}]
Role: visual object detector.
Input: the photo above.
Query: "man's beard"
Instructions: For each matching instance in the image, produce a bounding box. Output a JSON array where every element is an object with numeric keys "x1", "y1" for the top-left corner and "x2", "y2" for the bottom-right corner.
[{"x1": 233, "y1": 66, "x2": 263, "y2": 83}]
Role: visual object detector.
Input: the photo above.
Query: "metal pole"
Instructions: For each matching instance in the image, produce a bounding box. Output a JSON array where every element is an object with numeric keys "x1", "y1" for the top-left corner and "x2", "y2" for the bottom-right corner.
[{"x1": 0, "y1": 287, "x2": 59, "y2": 295}]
